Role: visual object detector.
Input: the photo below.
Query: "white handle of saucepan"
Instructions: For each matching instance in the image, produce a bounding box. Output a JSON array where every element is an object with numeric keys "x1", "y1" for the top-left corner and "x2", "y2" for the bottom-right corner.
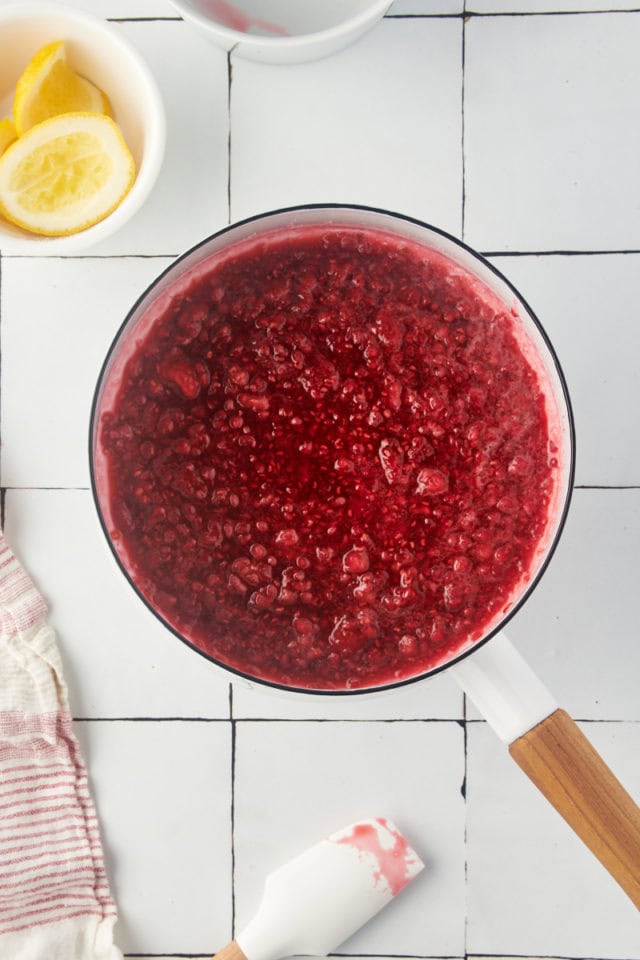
[
  {"x1": 450, "y1": 632, "x2": 557, "y2": 742},
  {"x1": 450, "y1": 633, "x2": 640, "y2": 909}
]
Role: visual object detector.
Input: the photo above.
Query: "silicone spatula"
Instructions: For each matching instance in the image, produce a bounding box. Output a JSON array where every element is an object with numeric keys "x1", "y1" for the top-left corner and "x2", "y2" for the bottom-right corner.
[{"x1": 211, "y1": 817, "x2": 425, "y2": 960}]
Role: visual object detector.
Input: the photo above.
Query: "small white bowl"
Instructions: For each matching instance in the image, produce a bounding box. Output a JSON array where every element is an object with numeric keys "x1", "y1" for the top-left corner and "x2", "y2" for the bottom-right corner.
[
  {"x1": 169, "y1": 0, "x2": 391, "y2": 64},
  {"x1": 0, "y1": 2, "x2": 166, "y2": 254}
]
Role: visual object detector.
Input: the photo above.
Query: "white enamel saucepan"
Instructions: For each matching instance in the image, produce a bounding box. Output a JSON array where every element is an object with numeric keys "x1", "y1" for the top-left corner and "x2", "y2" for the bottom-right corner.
[{"x1": 90, "y1": 204, "x2": 640, "y2": 909}]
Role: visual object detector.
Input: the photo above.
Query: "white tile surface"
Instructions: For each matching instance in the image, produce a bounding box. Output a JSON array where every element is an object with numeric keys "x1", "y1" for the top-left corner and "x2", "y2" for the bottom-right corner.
[
  {"x1": 75, "y1": 720, "x2": 233, "y2": 955},
  {"x1": 230, "y1": 17, "x2": 463, "y2": 235},
  {"x1": 232, "y1": 671, "x2": 463, "y2": 720},
  {"x1": 486, "y1": 253, "x2": 640, "y2": 486},
  {"x1": 1, "y1": 256, "x2": 171, "y2": 488},
  {"x1": 464, "y1": 14, "x2": 640, "y2": 251},
  {"x1": 469, "y1": 490, "x2": 640, "y2": 721},
  {"x1": 466, "y1": 720, "x2": 640, "y2": 956},
  {"x1": 86, "y1": 20, "x2": 229, "y2": 256},
  {"x1": 5, "y1": 489, "x2": 231, "y2": 718},
  {"x1": 234, "y1": 721, "x2": 466, "y2": 956}
]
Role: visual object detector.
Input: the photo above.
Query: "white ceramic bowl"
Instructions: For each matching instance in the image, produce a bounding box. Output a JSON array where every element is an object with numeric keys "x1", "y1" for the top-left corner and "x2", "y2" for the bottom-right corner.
[
  {"x1": 0, "y1": 2, "x2": 165, "y2": 254},
  {"x1": 169, "y1": 0, "x2": 391, "y2": 64}
]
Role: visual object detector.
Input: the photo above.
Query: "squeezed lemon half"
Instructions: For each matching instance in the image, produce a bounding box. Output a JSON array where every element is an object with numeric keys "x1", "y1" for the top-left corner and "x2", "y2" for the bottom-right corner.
[
  {"x1": 13, "y1": 40, "x2": 110, "y2": 135},
  {"x1": 0, "y1": 112, "x2": 136, "y2": 236},
  {"x1": 0, "y1": 40, "x2": 137, "y2": 236}
]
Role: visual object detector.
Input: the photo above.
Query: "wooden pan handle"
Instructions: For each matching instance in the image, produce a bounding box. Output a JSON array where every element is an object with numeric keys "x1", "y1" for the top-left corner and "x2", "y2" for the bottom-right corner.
[
  {"x1": 510, "y1": 708, "x2": 640, "y2": 908},
  {"x1": 212, "y1": 941, "x2": 248, "y2": 960}
]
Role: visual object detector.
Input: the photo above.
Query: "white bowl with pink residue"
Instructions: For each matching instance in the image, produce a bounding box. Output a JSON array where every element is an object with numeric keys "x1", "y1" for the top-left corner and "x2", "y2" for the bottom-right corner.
[{"x1": 168, "y1": 0, "x2": 392, "y2": 64}]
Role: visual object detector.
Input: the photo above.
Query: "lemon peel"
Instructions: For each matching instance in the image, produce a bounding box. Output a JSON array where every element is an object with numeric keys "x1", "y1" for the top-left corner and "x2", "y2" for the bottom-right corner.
[
  {"x1": 13, "y1": 40, "x2": 110, "y2": 136},
  {"x1": 0, "y1": 112, "x2": 135, "y2": 236},
  {"x1": 0, "y1": 119, "x2": 17, "y2": 157}
]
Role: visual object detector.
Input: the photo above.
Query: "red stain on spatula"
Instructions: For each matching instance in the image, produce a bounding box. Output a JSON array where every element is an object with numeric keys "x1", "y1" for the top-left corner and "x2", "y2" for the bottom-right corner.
[{"x1": 331, "y1": 817, "x2": 417, "y2": 896}]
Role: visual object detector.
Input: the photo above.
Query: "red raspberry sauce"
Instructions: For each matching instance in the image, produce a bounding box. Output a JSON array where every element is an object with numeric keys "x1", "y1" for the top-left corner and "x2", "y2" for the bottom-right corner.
[{"x1": 98, "y1": 226, "x2": 557, "y2": 689}]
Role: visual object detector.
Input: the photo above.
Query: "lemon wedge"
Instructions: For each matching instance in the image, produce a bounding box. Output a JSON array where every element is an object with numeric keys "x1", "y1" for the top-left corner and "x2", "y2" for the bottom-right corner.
[
  {"x1": 0, "y1": 119, "x2": 17, "y2": 157},
  {"x1": 0, "y1": 112, "x2": 135, "y2": 236},
  {"x1": 13, "y1": 40, "x2": 110, "y2": 136}
]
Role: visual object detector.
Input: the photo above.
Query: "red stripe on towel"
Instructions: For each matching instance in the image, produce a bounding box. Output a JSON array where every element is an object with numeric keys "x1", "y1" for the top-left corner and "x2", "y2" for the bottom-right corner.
[
  {"x1": 0, "y1": 825, "x2": 101, "y2": 856},
  {"x1": 0, "y1": 880, "x2": 108, "y2": 904},
  {"x1": 0, "y1": 811, "x2": 98, "y2": 835},
  {"x1": 0, "y1": 906, "x2": 117, "y2": 936},
  {"x1": 0, "y1": 538, "x2": 116, "y2": 941},
  {"x1": 0, "y1": 715, "x2": 115, "y2": 935},
  {"x1": 0, "y1": 866, "x2": 102, "y2": 893}
]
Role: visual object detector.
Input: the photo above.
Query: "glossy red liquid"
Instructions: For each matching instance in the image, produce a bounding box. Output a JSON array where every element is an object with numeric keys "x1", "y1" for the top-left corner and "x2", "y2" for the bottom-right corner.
[{"x1": 98, "y1": 226, "x2": 556, "y2": 689}]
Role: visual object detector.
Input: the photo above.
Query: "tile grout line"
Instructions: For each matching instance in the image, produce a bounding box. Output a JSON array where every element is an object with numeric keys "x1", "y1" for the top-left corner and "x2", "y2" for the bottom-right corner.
[
  {"x1": 465, "y1": 956, "x2": 640, "y2": 960},
  {"x1": 71, "y1": 716, "x2": 467, "y2": 723},
  {"x1": 5, "y1": 250, "x2": 640, "y2": 262},
  {"x1": 462, "y1": 692, "x2": 469, "y2": 959},
  {"x1": 6, "y1": 486, "x2": 92, "y2": 491},
  {"x1": 485, "y1": 248, "x2": 640, "y2": 256},
  {"x1": 0, "y1": 254, "x2": 179, "y2": 261},
  {"x1": 107, "y1": 17, "x2": 183, "y2": 23},
  {"x1": 465, "y1": 6, "x2": 640, "y2": 16},
  {"x1": 227, "y1": 52, "x2": 233, "y2": 226},
  {"x1": 107, "y1": 10, "x2": 640, "y2": 22},
  {"x1": 71, "y1": 716, "x2": 640, "y2": 723},
  {"x1": 460, "y1": 4, "x2": 467, "y2": 243},
  {"x1": 120, "y1": 953, "x2": 640, "y2": 960},
  {"x1": 574, "y1": 484, "x2": 640, "y2": 489},
  {"x1": 385, "y1": 12, "x2": 463, "y2": 17},
  {"x1": 229, "y1": 683, "x2": 237, "y2": 940},
  {"x1": 120, "y1": 954, "x2": 640, "y2": 959},
  {"x1": 72, "y1": 716, "x2": 230, "y2": 722},
  {"x1": 388, "y1": 8, "x2": 640, "y2": 17}
]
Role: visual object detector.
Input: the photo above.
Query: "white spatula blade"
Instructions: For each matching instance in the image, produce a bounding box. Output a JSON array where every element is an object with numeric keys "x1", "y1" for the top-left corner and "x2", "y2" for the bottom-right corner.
[{"x1": 237, "y1": 817, "x2": 424, "y2": 960}]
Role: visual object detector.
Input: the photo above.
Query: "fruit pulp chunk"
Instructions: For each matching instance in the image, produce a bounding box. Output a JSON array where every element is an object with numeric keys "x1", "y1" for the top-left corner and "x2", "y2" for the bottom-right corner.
[{"x1": 99, "y1": 226, "x2": 557, "y2": 689}]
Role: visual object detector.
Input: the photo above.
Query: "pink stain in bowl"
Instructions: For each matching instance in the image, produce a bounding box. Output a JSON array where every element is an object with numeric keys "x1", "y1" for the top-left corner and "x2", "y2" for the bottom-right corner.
[
  {"x1": 332, "y1": 818, "x2": 422, "y2": 896},
  {"x1": 199, "y1": 0, "x2": 289, "y2": 36}
]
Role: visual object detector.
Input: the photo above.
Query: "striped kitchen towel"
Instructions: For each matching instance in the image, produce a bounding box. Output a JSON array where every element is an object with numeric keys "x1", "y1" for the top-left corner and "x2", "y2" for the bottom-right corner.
[{"x1": 0, "y1": 534, "x2": 122, "y2": 959}]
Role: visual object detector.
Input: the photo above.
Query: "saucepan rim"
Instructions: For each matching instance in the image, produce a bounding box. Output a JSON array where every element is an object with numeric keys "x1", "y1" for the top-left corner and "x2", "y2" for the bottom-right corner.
[{"x1": 88, "y1": 202, "x2": 576, "y2": 695}]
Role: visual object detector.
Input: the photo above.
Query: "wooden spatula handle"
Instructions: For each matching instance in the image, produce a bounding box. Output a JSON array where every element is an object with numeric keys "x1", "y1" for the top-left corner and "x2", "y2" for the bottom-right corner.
[
  {"x1": 510, "y1": 707, "x2": 640, "y2": 908},
  {"x1": 212, "y1": 940, "x2": 248, "y2": 960}
]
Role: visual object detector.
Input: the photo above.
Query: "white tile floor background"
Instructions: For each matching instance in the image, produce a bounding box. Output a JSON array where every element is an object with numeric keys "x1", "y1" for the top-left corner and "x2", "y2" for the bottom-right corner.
[{"x1": 1, "y1": 0, "x2": 639, "y2": 958}]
